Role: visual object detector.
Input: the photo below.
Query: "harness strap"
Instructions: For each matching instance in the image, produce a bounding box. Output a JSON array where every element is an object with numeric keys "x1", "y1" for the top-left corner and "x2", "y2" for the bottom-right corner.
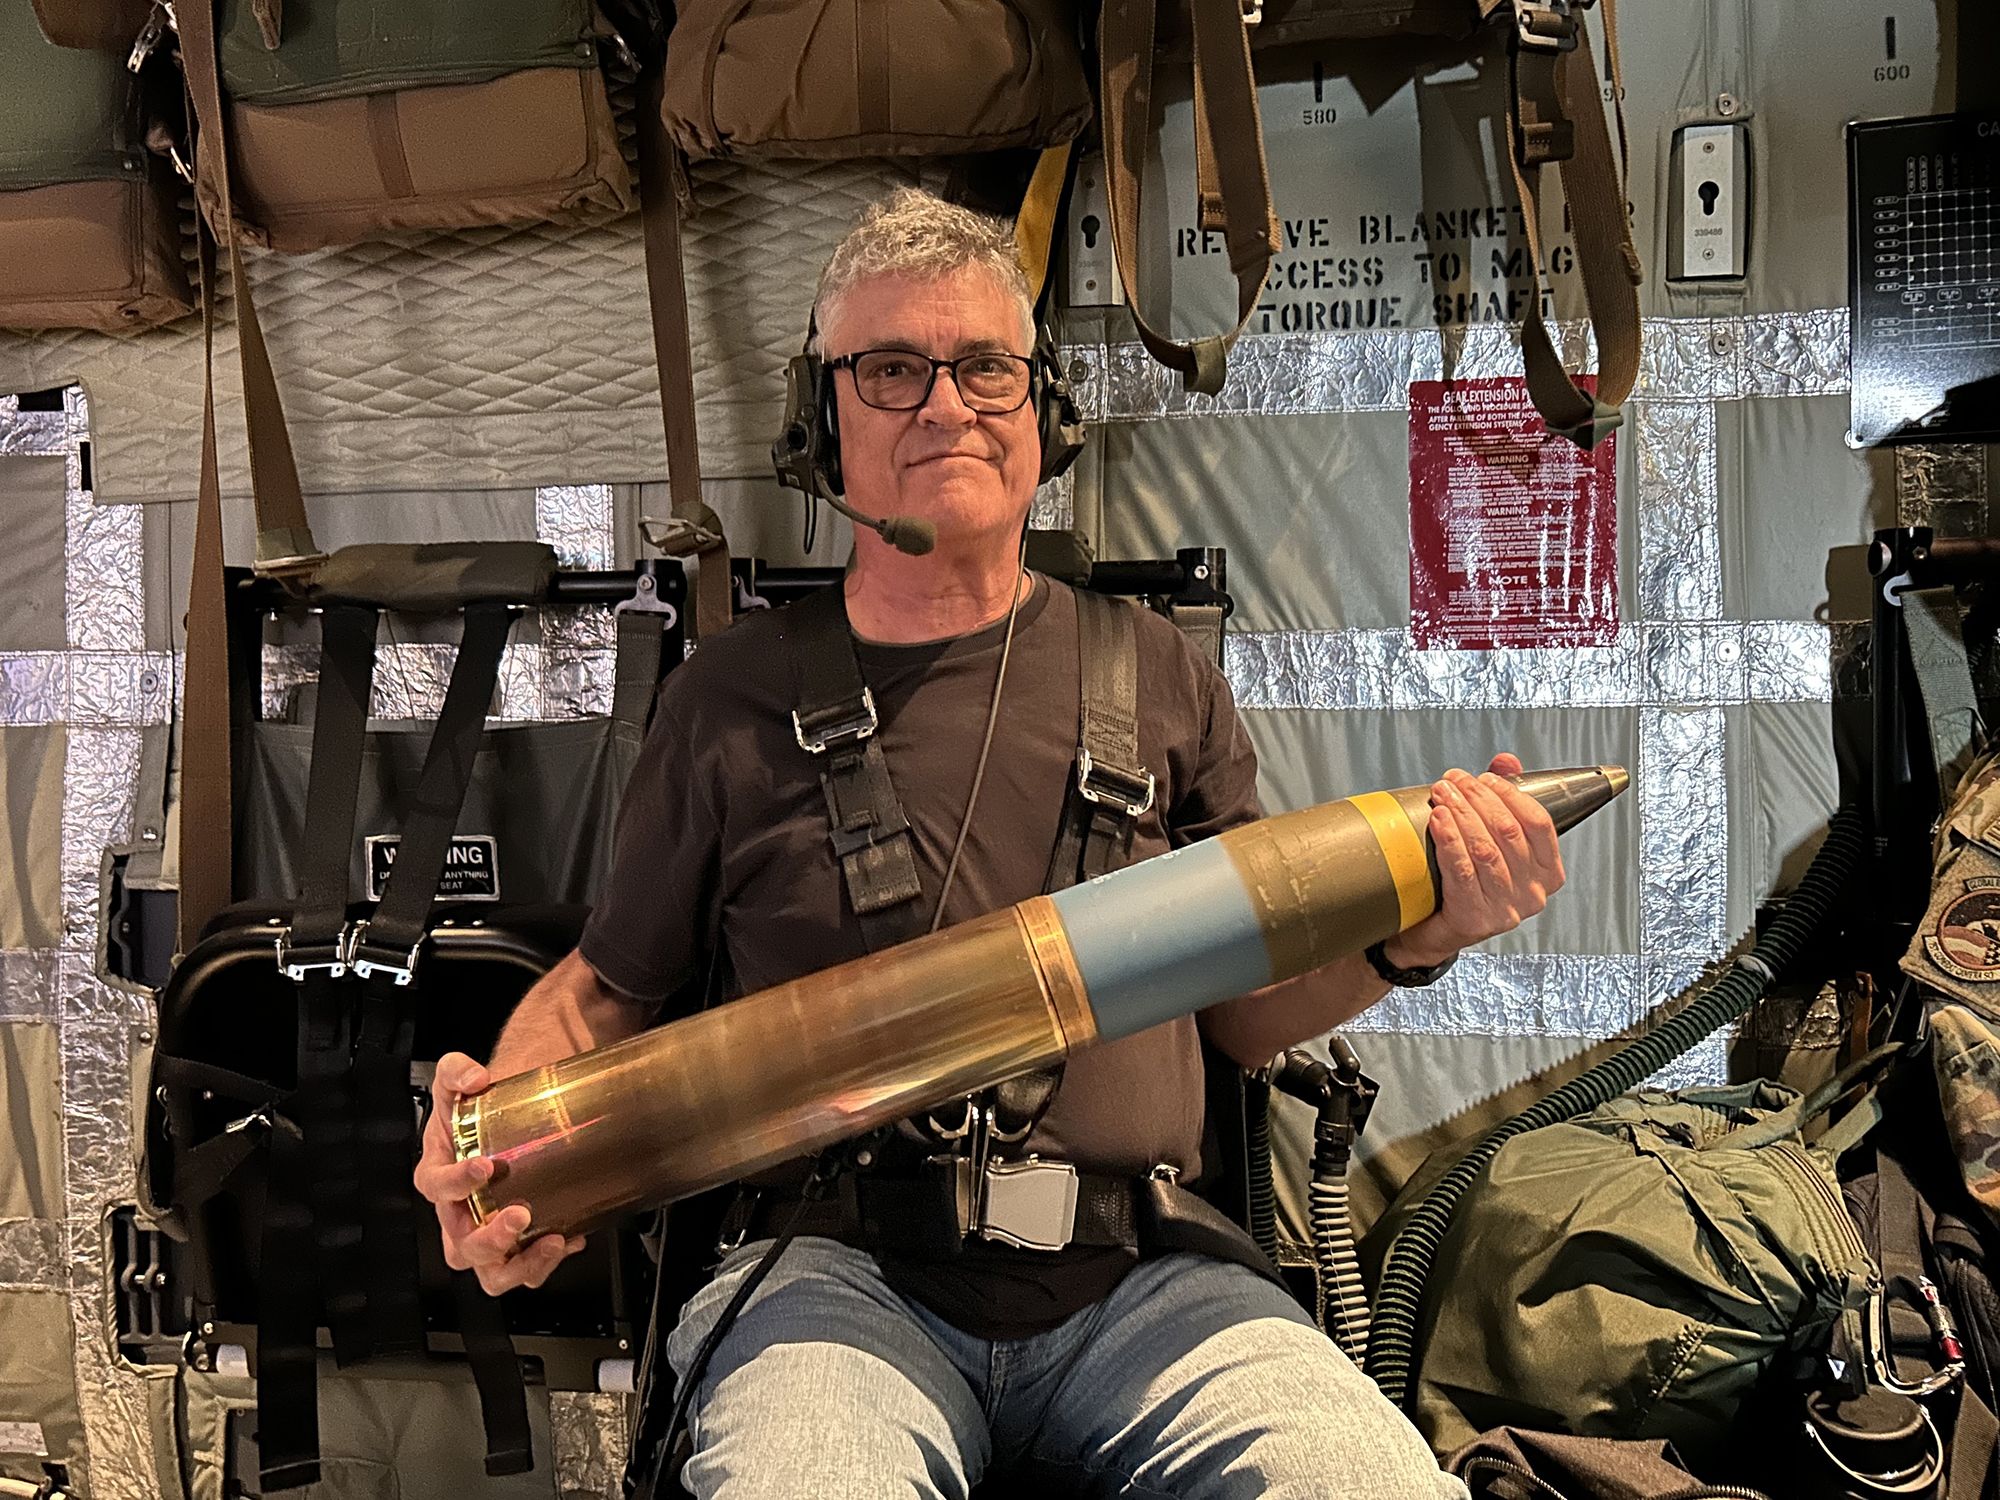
[
  {"x1": 1098, "y1": 0, "x2": 1274, "y2": 395},
  {"x1": 742, "y1": 1170, "x2": 1281, "y2": 1288},
  {"x1": 989, "y1": 590, "x2": 1155, "y2": 1139},
  {"x1": 1904, "y1": 586, "x2": 1985, "y2": 806},
  {"x1": 635, "y1": 66, "x2": 732, "y2": 646},
  {"x1": 612, "y1": 607, "x2": 669, "y2": 738},
  {"x1": 289, "y1": 603, "x2": 378, "y2": 1387},
  {"x1": 348, "y1": 602, "x2": 515, "y2": 1369},
  {"x1": 787, "y1": 585, "x2": 929, "y2": 950},
  {"x1": 1485, "y1": 0, "x2": 1641, "y2": 447},
  {"x1": 261, "y1": 604, "x2": 374, "y2": 1488},
  {"x1": 1046, "y1": 590, "x2": 1153, "y2": 891}
]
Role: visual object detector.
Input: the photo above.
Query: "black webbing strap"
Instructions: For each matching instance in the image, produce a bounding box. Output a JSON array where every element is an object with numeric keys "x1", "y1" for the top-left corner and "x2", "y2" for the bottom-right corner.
[
  {"x1": 155, "y1": 1055, "x2": 288, "y2": 1209},
  {"x1": 1164, "y1": 601, "x2": 1227, "y2": 673},
  {"x1": 260, "y1": 602, "x2": 378, "y2": 1489},
  {"x1": 347, "y1": 604, "x2": 514, "y2": 1367},
  {"x1": 1045, "y1": 589, "x2": 1153, "y2": 890},
  {"x1": 1871, "y1": 1142, "x2": 2000, "y2": 1500},
  {"x1": 1904, "y1": 586, "x2": 1986, "y2": 807},
  {"x1": 264, "y1": 601, "x2": 379, "y2": 1498},
  {"x1": 1877, "y1": 1145, "x2": 1955, "y2": 1382},
  {"x1": 1951, "y1": 1386, "x2": 1998, "y2": 1500},
  {"x1": 786, "y1": 586, "x2": 928, "y2": 951},
  {"x1": 999, "y1": 590, "x2": 1150, "y2": 1137},
  {"x1": 612, "y1": 607, "x2": 669, "y2": 737},
  {"x1": 454, "y1": 1270, "x2": 536, "y2": 1477}
]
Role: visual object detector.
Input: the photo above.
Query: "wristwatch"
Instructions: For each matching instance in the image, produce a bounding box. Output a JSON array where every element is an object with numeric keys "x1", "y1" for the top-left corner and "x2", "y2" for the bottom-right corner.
[{"x1": 1365, "y1": 939, "x2": 1458, "y2": 988}]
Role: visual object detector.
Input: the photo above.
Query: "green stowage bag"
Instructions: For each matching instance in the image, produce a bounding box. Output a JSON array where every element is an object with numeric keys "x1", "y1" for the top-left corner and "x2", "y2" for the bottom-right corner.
[
  {"x1": 1409, "y1": 1074, "x2": 1882, "y2": 1472},
  {"x1": 192, "y1": 0, "x2": 636, "y2": 252},
  {"x1": 0, "y1": 5, "x2": 193, "y2": 332}
]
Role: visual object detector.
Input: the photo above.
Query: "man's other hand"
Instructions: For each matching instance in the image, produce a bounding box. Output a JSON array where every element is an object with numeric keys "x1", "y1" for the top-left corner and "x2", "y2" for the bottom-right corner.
[
  {"x1": 415, "y1": 1051, "x2": 585, "y2": 1295},
  {"x1": 1386, "y1": 752, "x2": 1566, "y2": 969}
]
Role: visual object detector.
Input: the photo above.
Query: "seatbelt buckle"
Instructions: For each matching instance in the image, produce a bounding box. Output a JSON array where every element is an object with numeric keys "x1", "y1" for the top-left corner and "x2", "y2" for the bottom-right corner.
[
  {"x1": 273, "y1": 927, "x2": 348, "y2": 982},
  {"x1": 1511, "y1": 0, "x2": 1581, "y2": 53},
  {"x1": 975, "y1": 1158, "x2": 1079, "y2": 1252},
  {"x1": 1076, "y1": 748, "x2": 1156, "y2": 819},
  {"x1": 793, "y1": 688, "x2": 879, "y2": 754},
  {"x1": 344, "y1": 921, "x2": 422, "y2": 987}
]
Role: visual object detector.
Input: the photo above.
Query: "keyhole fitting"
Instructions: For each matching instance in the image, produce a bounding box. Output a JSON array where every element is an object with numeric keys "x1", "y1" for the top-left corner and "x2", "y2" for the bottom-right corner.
[
  {"x1": 1697, "y1": 180, "x2": 1720, "y2": 216},
  {"x1": 1080, "y1": 214, "x2": 1102, "y2": 248}
]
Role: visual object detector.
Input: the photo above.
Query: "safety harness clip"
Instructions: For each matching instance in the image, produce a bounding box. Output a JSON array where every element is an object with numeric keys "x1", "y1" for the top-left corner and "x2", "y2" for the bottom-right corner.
[
  {"x1": 794, "y1": 688, "x2": 880, "y2": 755},
  {"x1": 345, "y1": 922, "x2": 423, "y2": 987},
  {"x1": 273, "y1": 928, "x2": 347, "y2": 982},
  {"x1": 1076, "y1": 747, "x2": 1157, "y2": 819}
]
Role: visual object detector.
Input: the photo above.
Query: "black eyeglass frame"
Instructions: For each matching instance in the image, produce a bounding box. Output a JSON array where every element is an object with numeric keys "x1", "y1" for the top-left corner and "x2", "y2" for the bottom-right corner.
[{"x1": 825, "y1": 349, "x2": 1039, "y2": 414}]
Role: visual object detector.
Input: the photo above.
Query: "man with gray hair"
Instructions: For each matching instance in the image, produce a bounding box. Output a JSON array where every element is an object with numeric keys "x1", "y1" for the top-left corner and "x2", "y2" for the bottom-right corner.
[{"x1": 418, "y1": 187, "x2": 1563, "y2": 1496}]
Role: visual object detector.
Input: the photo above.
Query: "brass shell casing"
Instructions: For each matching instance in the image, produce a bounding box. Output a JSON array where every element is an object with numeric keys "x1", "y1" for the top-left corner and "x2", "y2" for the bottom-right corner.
[
  {"x1": 458, "y1": 900, "x2": 1095, "y2": 1236},
  {"x1": 455, "y1": 766, "x2": 1627, "y2": 1238}
]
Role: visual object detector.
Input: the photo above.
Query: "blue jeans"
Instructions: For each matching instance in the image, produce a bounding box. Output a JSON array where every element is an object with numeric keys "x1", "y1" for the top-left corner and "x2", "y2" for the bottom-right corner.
[{"x1": 666, "y1": 1237, "x2": 1470, "y2": 1499}]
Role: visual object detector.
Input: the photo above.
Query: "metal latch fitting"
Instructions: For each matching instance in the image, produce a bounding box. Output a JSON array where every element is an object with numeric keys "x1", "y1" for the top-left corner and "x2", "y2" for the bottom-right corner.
[
  {"x1": 1076, "y1": 747, "x2": 1156, "y2": 818},
  {"x1": 345, "y1": 921, "x2": 422, "y2": 987},
  {"x1": 794, "y1": 689, "x2": 879, "y2": 755},
  {"x1": 1512, "y1": 0, "x2": 1582, "y2": 52}
]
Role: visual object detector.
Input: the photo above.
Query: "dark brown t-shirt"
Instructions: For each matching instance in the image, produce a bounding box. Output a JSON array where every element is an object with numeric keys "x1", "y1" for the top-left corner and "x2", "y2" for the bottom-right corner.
[{"x1": 578, "y1": 573, "x2": 1264, "y2": 1336}]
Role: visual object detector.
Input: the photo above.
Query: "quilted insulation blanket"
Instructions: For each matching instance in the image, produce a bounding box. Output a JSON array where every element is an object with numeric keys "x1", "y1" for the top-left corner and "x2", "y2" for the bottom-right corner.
[{"x1": 0, "y1": 159, "x2": 926, "y2": 503}]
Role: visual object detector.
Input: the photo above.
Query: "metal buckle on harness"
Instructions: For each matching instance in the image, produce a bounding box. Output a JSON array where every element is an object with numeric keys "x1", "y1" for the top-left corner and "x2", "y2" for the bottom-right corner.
[
  {"x1": 1238, "y1": 0, "x2": 1262, "y2": 28},
  {"x1": 793, "y1": 689, "x2": 879, "y2": 755},
  {"x1": 976, "y1": 1157, "x2": 1080, "y2": 1252},
  {"x1": 1511, "y1": 0, "x2": 1582, "y2": 53},
  {"x1": 345, "y1": 922, "x2": 423, "y2": 987},
  {"x1": 273, "y1": 927, "x2": 347, "y2": 982},
  {"x1": 1076, "y1": 747, "x2": 1157, "y2": 819}
]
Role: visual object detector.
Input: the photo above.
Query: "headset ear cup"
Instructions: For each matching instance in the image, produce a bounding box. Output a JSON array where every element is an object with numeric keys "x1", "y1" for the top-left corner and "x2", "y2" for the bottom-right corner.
[
  {"x1": 1035, "y1": 342, "x2": 1086, "y2": 486},
  {"x1": 816, "y1": 365, "x2": 843, "y2": 496}
]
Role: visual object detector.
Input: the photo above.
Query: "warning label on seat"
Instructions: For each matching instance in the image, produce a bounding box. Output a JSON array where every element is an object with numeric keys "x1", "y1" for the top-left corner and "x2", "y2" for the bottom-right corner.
[
  {"x1": 365, "y1": 835, "x2": 501, "y2": 902},
  {"x1": 1408, "y1": 378, "x2": 1618, "y2": 650}
]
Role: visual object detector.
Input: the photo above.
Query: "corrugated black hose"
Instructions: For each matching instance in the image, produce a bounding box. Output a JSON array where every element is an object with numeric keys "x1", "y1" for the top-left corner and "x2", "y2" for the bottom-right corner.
[
  {"x1": 1363, "y1": 804, "x2": 1869, "y2": 1409},
  {"x1": 1244, "y1": 1074, "x2": 1280, "y2": 1267}
]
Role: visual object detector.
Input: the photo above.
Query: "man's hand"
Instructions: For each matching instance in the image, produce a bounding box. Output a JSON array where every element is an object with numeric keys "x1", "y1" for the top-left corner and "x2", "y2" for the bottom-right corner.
[
  {"x1": 1385, "y1": 752, "x2": 1566, "y2": 969},
  {"x1": 415, "y1": 1051, "x2": 585, "y2": 1295}
]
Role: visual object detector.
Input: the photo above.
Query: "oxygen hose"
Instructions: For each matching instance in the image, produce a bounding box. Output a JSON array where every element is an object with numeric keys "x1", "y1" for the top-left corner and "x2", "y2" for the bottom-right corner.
[
  {"x1": 1274, "y1": 1044, "x2": 1374, "y2": 1362},
  {"x1": 1364, "y1": 804, "x2": 1869, "y2": 1409},
  {"x1": 1244, "y1": 1075, "x2": 1280, "y2": 1266}
]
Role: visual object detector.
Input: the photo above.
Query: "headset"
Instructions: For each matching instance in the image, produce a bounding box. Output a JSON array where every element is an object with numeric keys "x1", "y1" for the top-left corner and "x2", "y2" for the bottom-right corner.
[{"x1": 771, "y1": 327, "x2": 1087, "y2": 555}]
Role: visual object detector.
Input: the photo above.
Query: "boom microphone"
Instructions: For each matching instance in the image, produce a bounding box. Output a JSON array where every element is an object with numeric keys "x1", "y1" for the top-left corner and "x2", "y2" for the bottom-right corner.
[{"x1": 819, "y1": 488, "x2": 936, "y2": 556}]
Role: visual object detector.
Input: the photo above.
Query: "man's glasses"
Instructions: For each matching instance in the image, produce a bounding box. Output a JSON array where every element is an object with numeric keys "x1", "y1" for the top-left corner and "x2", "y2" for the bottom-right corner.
[{"x1": 828, "y1": 350, "x2": 1035, "y2": 413}]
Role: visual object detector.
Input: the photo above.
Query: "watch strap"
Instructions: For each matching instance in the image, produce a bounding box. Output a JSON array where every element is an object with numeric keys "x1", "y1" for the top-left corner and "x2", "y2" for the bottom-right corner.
[{"x1": 1366, "y1": 939, "x2": 1458, "y2": 988}]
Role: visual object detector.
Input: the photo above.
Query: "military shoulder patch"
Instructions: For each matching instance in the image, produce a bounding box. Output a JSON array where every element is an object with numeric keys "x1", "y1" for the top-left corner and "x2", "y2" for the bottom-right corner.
[{"x1": 1925, "y1": 875, "x2": 2000, "y2": 983}]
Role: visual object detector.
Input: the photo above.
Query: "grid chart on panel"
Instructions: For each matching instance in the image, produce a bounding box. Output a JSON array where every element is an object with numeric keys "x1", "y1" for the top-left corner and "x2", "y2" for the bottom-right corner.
[{"x1": 1903, "y1": 178, "x2": 2000, "y2": 349}]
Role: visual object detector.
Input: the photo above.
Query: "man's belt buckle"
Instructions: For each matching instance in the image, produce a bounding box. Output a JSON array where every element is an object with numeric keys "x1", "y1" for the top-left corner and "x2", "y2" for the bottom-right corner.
[
  {"x1": 976, "y1": 1157, "x2": 1079, "y2": 1252},
  {"x1": 1076, "y1": 748, "x2": 1156, "y2": 819},
  {"x1": 794, "y1": 688, "x2": 879, "y2": 754}
]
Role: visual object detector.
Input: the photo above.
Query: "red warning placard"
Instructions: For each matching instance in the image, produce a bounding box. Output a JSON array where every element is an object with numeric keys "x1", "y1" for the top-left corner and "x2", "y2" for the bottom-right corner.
[{"x1": 1408, "y1": 377, "x2": 1618, "y2": 650}]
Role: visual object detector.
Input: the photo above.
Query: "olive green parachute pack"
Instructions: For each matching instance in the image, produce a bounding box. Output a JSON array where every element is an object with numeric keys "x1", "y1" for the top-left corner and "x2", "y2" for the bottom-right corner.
[{"x1": 1405, "y1": 1065, "x2": 1887, "y2": 1472}]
